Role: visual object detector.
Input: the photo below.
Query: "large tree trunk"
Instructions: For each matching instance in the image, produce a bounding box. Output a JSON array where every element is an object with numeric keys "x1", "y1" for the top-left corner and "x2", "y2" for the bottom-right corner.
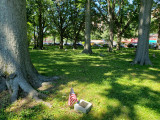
[
  {"x1": 0, "y1": 0, "x2": 58, "y2": 103},
  {"x1": 116, "y1": 2, "x2": 122, "y2": 51},
  {"x1": 82, "y1": 0, "x2": 92, "y2": 54},
  {"x1": 107, "y1": 0, "x2": 114, "y2": 52},
  {"x1": 132, "y1": 0, "x2": 153, "y2": 65},
  {"x1": 108, "y1": 20, "x2": 114, "y2": 52}
]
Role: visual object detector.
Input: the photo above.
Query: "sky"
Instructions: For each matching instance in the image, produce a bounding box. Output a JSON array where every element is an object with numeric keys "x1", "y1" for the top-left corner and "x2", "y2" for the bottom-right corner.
[{"x1": 128, "y1": 0, "x2": 133, "y2": 4}]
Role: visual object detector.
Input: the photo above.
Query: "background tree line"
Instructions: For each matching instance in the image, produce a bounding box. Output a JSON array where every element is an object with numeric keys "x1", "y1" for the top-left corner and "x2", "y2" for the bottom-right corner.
[
  {"x1": 25, "y1": 0, "x2": 146, "y2": 49},
  {"x1": 26, "y1": 0, "x2": 159, "y2": 64}
]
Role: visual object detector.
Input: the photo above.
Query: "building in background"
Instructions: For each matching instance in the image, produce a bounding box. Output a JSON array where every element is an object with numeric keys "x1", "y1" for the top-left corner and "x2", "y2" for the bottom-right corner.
[
  {"x1": 130, "y1": 34, "x2": 158, "y2": 44},
  {"x1": 91, "y1": 40, "x2": 105, "y2": 45}
]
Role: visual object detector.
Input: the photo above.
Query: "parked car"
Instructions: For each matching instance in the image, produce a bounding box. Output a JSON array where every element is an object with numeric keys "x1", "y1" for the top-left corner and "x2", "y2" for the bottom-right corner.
[
  {"x1": 120, "y1": 44, "x2": 125, "y2": 48},
  {"x1": 64, "y1": 43, "x2": 71, "y2": 46},
  {"x1": 132, "y1": 43, "x2": 137, "y2": 48},
  {"x1": 128, "y1": 43, "x2": 134, "y2": 48},
  {"x1": 76, "y1": 43, "x2": 83, "y2": 46},
  {"x1": 127, "y1": 43, "x2": 137, "y2": 48},
  {"x1": 92, "y1": 44, "x2": 103, "y2": 47}
]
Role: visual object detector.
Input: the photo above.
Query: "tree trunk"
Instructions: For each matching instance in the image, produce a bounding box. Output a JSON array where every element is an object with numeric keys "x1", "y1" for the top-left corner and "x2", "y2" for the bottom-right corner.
[
  {"x1": 53, "y1": 37, "x2": 56, "y2": 45},
  {"x1": 37, "y1": 26, "x2": 39, "y2": 47},
  {"x1": 108, "y1": 20, "x2": 114, "y2": 52},
  {"x1": 73, "y1": 27, "x2": 77, "y2": 49},
  {"x1": 157, "y1": 22, "x2": 160, "y2": 49},
  {"x1": 0, "y1": 71, "x2": 7, "y2": 92},
  {"x1": 107, "y1": 0, "x2": 114, "y2": 52},
  {"x1": 38, "y1": 1, "x2": 43, "y2": 50},
  {"x1": 82, "y1": 0, "x2": 92, "y2": 54},
  {"x1": 65, "y1": 38, "x2": 68, "y2": 45},
  {"x1": 132, "y1": 0, "x2": 153, "y2": 65},
  {"x1": 33, "y1": 25, "x2": 37, "y2": 49},
  {"x1": 0, "y1": 0, "x2": 58, "y2": 103},
  {"x1": 60, "y1": 33, "x2": 63, "y2": 49},
  {"x1": 116, "y1": 33, "x2": 121, "y2": 50},
  {"x1": 73, "y1": 36, "x2": 77, "y2": 49},
  {"x1": 116, "y1": 2, "x2": 122, "y2": 51}
]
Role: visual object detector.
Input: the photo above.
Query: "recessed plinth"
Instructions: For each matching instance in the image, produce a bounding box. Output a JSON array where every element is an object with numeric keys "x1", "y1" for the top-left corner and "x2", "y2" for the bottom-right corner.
[{"x1": 74, "y1": 99, "x2": 92, "y2": 113}]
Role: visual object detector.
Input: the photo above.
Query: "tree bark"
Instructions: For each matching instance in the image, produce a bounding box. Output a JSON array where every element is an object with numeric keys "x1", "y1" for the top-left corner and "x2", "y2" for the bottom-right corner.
[
  {"x1": 116, "y1": 1, "x2": 122, "y2": 51},
  {"x1": 73, "y1": 37, "x2": 77, "y2": 49},
  {"x1": 33, "y1": 25, "x2": 37, "y2": 49},
  {"x1": 53, "y1": 36, "x2": 56, "y2": 45},
  {"x1": 132, "y1": 0, "x2": 153, "y2": 65},
  {"x1": 60, "y1": 32, "x2": 64, "y2": 49},
  {"x1": 107, "y1": 0, "x2": 114, "y2": 52},
  {"x1": 82, "y1": 0, "x2": 92, "y2": 54},
  {"x1": 38, "y1": 1, "x2": 43, "y2": 50},
  {"x1": 116, "y1": 33, "x2": 121, "y2": 50},
  {"x1": 157, "y1": 22, "x2": 160, "y2": 49},
  {"x1": 0, "y1": 0, "x2": 58, "y2": 103},
  {"x1": 73, "y1": 27, "x2": 77, "y2": 49}
]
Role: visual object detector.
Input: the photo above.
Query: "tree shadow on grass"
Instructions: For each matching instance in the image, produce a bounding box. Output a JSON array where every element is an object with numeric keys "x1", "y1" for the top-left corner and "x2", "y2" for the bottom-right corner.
[
  {"x1": 1, "y1": 47, "x2": 160, "y2": 120},
  {"x1": 97, "y1": 82, "x2": 160, "y2": 120},
  {"x1": 31, "y1": 47, "x2": 160, "y2": 119}
]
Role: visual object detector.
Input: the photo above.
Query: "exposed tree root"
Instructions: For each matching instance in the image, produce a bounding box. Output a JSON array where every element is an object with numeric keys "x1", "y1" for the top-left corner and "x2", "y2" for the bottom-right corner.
[
  {"x1": 0, "y1": 79, "x2": 7, "y2": 92},
  {"x1": 131, "y1": 59, "x2": 152, "y2": 66},
  {"x1": 38, "y1": 75, "x2": 60, "y2": 82},
  {"x1": 1, "y1": 73, "x2": 58, "y2": 108},
  {"x1": 82, "y1": 49, "x2": 92, "y2": 54}
]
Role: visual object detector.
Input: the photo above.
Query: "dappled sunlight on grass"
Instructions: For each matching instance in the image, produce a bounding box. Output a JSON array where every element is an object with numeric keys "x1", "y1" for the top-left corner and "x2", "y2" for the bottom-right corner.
[
  {"x1": 134, "y1": 105, "x2": 160, "y2": 120},
  {"x1": 149, "y1": 67, "x2": 160, "y2": 71},
  {"x1": 1, "y1": 47, "x2": 160, "y2": 120}
]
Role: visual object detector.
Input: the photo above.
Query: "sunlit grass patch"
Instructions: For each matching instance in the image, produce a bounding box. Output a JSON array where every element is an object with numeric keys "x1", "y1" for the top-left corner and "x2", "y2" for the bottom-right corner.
[
  {"x1": 134, "y1": 105, "x2": 160, "y2": 120},
  {"x1": 1, "y1": 47, "x2": 160, "y2": 120}
]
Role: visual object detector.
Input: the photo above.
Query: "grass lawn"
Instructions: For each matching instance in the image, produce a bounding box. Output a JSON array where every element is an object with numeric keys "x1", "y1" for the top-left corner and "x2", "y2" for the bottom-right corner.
[{"x1": 0, "y1": 46, "x2": 160, "y2": 120}]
